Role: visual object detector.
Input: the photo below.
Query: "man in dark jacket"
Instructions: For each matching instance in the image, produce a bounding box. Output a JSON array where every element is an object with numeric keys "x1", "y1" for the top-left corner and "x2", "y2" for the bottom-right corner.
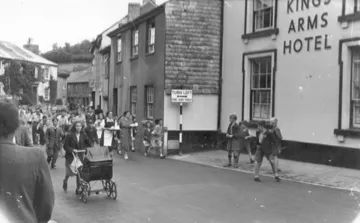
[
  {"x1": 0, "y1": 100, "x2": 54, "y2": 223},
  {"x1": 45, "y1": 117, "x2": 64, "y2": 169}
]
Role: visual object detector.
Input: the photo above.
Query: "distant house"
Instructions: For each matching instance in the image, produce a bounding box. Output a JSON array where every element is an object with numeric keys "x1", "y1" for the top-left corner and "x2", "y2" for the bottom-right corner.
[
  {"x1": 0, "y1": 41, "x2": 58, "y2": 104},
  {"x1": 90, "y1": 14, "x2": 131, "y2": 114},
  {"x1": 108, "y1": 0, "x2": 222, "y2": 150},
  {"x1": 67, "y1": 67, "x2": 94, "y2": 108}
]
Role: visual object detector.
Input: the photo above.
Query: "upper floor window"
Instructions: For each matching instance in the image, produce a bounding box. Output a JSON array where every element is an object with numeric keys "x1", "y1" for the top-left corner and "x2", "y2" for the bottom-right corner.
[
  {"x1": 242, "y1": 0, "x2": 278, "y2": 40},
  {"x1": 253, "y1": 0, "x2": 274, "y2": 31},
  {"x1": 104, "y1": 54, "x2": 110, "y2": 78},
  {"x1": 146, "y1": 21, "x2": 155, "y2": 54},
  {"x1": 338, "y1": 0, "x2": 360, "y2": 22},
  {"x1": 131, "y1": 29, "x2": 139, "y2": 57},
  {"x1": 117, "y1": 37, "x2": 122, "y2": 62}
]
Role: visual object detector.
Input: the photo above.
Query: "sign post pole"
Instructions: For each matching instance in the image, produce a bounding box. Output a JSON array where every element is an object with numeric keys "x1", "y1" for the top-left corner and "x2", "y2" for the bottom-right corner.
[
  {"x1": 179, "y1": 102, "x2": 183, "y2": 155},
  {"x1": 171, "y1": 89, "x2": 192, "y2": 156}
]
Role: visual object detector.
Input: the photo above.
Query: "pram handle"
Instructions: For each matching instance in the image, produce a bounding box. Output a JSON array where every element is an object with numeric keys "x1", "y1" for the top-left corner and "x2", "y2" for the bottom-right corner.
[{"x1": 73, "y1": 149, "x2": 86, "y2": 153}]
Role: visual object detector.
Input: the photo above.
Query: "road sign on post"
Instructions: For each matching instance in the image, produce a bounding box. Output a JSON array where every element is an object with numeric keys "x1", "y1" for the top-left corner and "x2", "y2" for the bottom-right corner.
[
  {"x1": 171, "y1": 89, "x2": 192, "y2": 155},
  {"x1": 171, "y1": 89, "x2": 193, "y2": 103}
]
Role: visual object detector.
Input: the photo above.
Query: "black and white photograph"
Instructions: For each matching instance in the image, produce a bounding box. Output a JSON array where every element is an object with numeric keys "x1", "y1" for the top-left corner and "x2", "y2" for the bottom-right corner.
[{"x1": 0, "y1": 0, "x2": 360, "y2": 222}]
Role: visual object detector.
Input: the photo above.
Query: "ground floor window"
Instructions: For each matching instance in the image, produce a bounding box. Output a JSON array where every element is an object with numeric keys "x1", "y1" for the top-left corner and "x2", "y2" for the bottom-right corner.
[
  {"x1": 130, "y1": 86, "x2": 137, "y2": 116},
  {"x1": 351, "y1": 47, "x2": 360, "y2": 128},
  {"x1": 145, "y1": 86, "x2": 154, "y2": 119},
  {"x1": 250, "y1": 56, "x2": 272, "y2": 120}
]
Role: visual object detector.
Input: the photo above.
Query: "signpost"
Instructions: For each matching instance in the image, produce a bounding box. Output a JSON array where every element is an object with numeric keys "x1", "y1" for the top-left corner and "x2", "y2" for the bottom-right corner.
[{"x1": 171, "y1": 89, "x2": 192, "y2": 155}]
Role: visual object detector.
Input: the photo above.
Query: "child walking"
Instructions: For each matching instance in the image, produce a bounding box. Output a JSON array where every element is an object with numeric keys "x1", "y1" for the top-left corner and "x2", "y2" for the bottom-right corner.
[
  {"x1": 143, "y1": 120, "x2": 152, "y2": 157},
  {"x1": 152, "y1": 119, "x2": 165, "y2": 159}
]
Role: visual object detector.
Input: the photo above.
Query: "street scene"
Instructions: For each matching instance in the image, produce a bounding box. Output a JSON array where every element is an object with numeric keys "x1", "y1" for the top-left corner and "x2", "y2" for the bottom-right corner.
[{"x1": 1, "y1": 0, "x2": 360, "y2": 222}]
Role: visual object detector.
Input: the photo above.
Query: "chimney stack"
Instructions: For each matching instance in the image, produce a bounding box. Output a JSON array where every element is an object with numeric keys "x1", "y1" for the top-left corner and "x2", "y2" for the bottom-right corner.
[
  {"x1": 128, "y1": 3, "x2": 141, "y2": 21},
  {"x1": 143, "y1": 0, "x2": 156, "y2": 5}
]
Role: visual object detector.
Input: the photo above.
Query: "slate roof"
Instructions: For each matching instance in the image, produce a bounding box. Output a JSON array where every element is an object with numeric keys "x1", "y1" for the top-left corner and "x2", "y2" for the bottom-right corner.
[{"x1": 0, "y1": 41, "x2": 57, "y2": 66}]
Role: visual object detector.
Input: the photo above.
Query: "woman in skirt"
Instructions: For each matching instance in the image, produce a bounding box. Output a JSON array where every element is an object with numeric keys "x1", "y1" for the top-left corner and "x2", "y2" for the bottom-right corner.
[{"x1": 63, "y1": 121, "x2": 91, "y2": 194}]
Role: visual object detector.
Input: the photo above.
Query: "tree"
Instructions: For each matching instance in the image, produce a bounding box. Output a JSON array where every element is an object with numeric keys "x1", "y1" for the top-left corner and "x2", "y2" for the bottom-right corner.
[{"x1": 42, "y1": 40, "x2": 94, "y2": 64}]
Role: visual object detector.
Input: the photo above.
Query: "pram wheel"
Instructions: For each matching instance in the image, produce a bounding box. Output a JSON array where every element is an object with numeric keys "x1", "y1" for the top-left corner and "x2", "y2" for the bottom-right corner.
[
  {"x1": 80, "y1": 183, "x2": 90, "y2": 203},
  {"x1": 104, "y1": 180, "x2": 111, "y2": 197},
  {"x1": 110, "y1": 181, "x2": 117, "y2": 200}
]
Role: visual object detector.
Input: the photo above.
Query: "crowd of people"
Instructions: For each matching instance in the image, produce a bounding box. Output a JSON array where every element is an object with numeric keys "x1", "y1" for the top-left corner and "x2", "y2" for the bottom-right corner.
[{"x1": 224, "y1": 114, "x2": 283, "y2": 182}]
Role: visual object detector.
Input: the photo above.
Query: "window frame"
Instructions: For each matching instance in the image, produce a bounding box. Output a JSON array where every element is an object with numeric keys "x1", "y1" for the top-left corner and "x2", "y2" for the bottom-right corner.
[
  {"x1": 338, "y1": 0, "x2": 360, "y2": 22},
  {"x1": 145, "y1": 85, "x2": 154, "y2": 119},
  {"x1": 117, "y1": 37, "x2": 122, "y2": 63},
  {"x1": 252, "y1": 0, "x2": 274, "y2": 32},
  {"x1": 249, "y1": 56, "x2": 273, "y2": 121},
  {"x1": 131, "y1": 28, "x2": 139, "y2": 58},
  {"x1": 146, "y1": 20, "x2": 156, "y2": 55},
  {"x1": 130, "y1": 86, "x2": 137, "y2": 116},
  {"x1": 242, "y1": 0, "x2": 279, "y2": 40},
  {"x1": 350, "y1": 47, "x2": 360, "y2": 128}
]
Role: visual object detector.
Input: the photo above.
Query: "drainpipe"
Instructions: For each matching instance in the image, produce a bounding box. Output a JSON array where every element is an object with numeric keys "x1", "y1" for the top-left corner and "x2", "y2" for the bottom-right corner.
[{"x1": 217, "y1": 0, "x2": 224, "y2": 131}]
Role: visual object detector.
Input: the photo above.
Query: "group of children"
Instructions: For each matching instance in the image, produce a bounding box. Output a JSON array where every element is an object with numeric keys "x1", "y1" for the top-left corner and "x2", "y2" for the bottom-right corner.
[
  {"x1": 142, "y1": 119, "x2": 166, "y2": 159},
  {"x1": 225, "y1": 114, "x2": 283, "y2": 182}
]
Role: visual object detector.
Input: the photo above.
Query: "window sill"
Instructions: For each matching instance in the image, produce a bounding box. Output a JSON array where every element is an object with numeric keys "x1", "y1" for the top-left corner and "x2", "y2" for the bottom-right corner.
[
  {"x1": 116, "y1": 60, "x2": 122, "y2": 64},
  {"x1": 146, "y1": 51, "x2": 155, "y2": 56},
  {"x1": 130, "y1": 56, "x2": 139, "y2": 61},
  {"x1": 334, "y1": 128, "x2": 360, "y2": 137},
  {"x1": 241, "y1": 28, "x2": 279, "y2": 40},
  {"x1": 338, "y1": 13, "x2": 360, "y2": 23}
]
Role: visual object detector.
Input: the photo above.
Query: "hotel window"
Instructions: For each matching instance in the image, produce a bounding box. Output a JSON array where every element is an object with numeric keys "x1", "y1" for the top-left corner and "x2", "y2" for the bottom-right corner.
[
  {"x1": 131, "y1": 29, "x2": 139, "y2": 57},
  {"x1": 253, "y1": 0, "x2": 274, "y2": 31},
  {"x1": 250, "y1": 57, "x2": 272, "y2": 120},
  {"x1": 145, "y1": 86, "x2": 154, "y2": 119},
  {"x1": 146, "y1": 21, "x2": 155, "y2": 54},
  {"x1": 351, "y1": 48, "x2": 360, "y2": 128},
  {"x1": 117, "y1": 37, "x2": 122, "y2": 62},
  {"x1": 130, "y1": 86, "x2": 137, "y2": 116},
  {"x1": 338, "y1": 0, "x2": 360, "y2": 22}
]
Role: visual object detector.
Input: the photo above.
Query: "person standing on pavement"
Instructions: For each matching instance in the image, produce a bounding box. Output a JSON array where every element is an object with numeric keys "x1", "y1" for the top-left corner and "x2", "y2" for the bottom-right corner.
[
  {"x1": 45, "y1": 117, "x2": 64, "y2": 169},
  {"x1": 63, "y1": 121, "x2": 91, "y2": 193},
  {"x1": 152, "y1": 119, "x2": 165, "y2": 159},
  {"x1": 143, "y1": 120, "x2": 153, "y2": 157},
  {"x1": 119, "y1": 111, "x2": 133, "y2": 160},
  {"x1": 223, "y1": 114, "x2": 241, "y2": 168},
  {"x1": 254, "y1": 121, "x2": 280, "y2": 182},
  {"x1": 270, "y1": 117, "x2": 283, "y2": 172},
  {"x1": 0, "y1": 100, "x2": 54, "y2": 223},
  {"x1": 95, "y1": 113, "x2": 105, "y2": 146}
]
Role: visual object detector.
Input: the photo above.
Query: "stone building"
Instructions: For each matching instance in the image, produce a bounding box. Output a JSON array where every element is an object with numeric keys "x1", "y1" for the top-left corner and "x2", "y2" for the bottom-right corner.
[{"x1": 108, "y1": 0, "x2": 222, "y2": 151}]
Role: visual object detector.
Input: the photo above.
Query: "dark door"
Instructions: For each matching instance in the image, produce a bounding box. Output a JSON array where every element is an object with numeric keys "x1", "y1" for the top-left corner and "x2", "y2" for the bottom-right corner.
[
  {"x1": 99, "y1": 96, "x2": 102, "y2": 109},
  {"x1": 113, "y1": 88, "x2": 118, "y2": 116}
]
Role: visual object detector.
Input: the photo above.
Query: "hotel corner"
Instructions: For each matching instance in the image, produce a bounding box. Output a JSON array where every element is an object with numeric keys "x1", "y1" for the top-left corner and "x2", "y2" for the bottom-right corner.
[{"x1": 222, "y1": 0, "x2": 360, "y2": 168}]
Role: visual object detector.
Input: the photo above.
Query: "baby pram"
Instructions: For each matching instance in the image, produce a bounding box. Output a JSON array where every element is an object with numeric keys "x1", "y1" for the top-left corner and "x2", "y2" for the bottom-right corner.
[{"x1": 73, "y1": 145, "x2": 117, "y2": 203}]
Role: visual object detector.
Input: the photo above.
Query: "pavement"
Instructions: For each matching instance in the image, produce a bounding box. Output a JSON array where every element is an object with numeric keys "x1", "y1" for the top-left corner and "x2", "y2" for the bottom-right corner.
[
  {"x1": 47, "y1": 151, "x2": 360, "y2": 223},
  {"x1": 168, "y1": 150, "x2": 360, "y2": 193}
]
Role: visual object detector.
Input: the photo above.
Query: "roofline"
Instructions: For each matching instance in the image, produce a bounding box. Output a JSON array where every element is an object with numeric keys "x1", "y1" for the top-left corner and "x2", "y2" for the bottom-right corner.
[
  {"x1": 108, "y1": 4, "x2": 166, "y2": 38},
  {"x1": 0, "y1": 56, "x2": 58, "y2": 67}
]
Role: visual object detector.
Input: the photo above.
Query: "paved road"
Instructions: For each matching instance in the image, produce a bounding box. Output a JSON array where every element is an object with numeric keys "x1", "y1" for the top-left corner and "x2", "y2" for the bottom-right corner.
[{"x1": 50, "y1": 152, "x2": 360, "y2": 223}]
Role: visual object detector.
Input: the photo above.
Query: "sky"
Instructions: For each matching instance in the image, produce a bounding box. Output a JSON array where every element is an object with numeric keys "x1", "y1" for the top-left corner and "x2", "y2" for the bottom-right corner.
[{"x1": 0, "y1": 0, "x2": 167, "y2": 53}]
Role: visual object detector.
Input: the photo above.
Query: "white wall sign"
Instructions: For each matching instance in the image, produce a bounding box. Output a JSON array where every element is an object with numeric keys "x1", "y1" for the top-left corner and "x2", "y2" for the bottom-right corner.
[{"x1": 171, "y1": 89, "x2": 193, "y2": 103}]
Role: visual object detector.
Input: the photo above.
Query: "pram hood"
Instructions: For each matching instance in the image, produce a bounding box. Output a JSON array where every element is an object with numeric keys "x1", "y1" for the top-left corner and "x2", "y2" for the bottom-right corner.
[{"x1": 85, "y1": 145, "x2": 112, "y2": 162}]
